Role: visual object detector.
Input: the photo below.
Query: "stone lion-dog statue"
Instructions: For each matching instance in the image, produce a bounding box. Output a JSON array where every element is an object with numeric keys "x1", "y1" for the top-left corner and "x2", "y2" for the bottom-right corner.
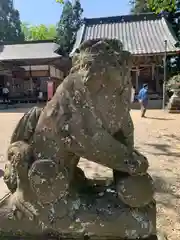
[{"x1": 2, "y1": 39, "x2": 157, "y2": 240}]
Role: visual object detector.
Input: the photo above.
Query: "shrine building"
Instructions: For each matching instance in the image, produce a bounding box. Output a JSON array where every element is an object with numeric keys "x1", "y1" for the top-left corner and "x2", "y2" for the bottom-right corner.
[
  {"x1": 0, "y1": 40, "x2": 70, "y2": 102},
  {"x1": 71, "y1": 12, "x2": 180, "y2": 98}
]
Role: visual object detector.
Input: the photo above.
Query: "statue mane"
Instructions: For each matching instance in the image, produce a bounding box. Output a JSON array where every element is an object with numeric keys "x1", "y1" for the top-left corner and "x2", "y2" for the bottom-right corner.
[{"x1": 70, "y1": 38, "x2": 132, "y2": 95}]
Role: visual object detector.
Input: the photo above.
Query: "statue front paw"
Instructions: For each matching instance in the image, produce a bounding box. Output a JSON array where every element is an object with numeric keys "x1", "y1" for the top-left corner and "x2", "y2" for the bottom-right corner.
[
  {"x1": 28, "y1": 159, "x2": 69, "y2": 205},
  {"x1": 116, "y1": 173, "x2": 154, "y2": 207},
  {"x1": 124, "y1": 149, "x2": 149, "y2": 175}
]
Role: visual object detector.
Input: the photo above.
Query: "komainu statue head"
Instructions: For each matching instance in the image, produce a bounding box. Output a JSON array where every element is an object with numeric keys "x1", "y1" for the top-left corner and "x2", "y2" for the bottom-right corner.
[
  {"x1": 71, "y1": 39, "x2": 132, "y2": 94},
  {"x1": 71, "y1": 39, "x2": 133, "y2": 134}
]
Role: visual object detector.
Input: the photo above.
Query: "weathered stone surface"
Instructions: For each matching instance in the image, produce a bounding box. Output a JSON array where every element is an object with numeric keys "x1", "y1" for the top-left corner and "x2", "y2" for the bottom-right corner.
[
  {"x1": 167, "y1": 90, "x2": 180, "y2": 113},
  {"x1": 116, "y1": 173, "x2": 154, "y2": 207},
  {"x1": 0, "y1": 188, "x2": 156, "y2": 238},
  {"x1": 1, "y1": 39, "x2": 157, "y2": 239},
  {"x1": 28, "y1": 159, "x2": 69, "y2": 205},
  {"x1": 48, "y1": 195, "x2": 156, "y2": 239}
]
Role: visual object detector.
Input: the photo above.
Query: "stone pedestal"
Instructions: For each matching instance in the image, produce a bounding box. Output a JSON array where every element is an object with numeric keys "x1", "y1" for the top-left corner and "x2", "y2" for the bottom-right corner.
[
  {"x1": 168, "y1": 89, "x2": 180, "y2": 113},
  {"x1": 0, "y1": 180, "x2": 166, "y2": 240},
  {"x1": 0, "y1": 183, "x2": 157, "y2": 239},
  {"x1": 0, "y1": 233, "x2": 159, "y2": 240}
]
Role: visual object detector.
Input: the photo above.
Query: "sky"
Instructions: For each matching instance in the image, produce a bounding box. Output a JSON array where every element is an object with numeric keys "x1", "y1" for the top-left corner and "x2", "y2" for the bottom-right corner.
[{"x1": 14, "y1": 0, "x2": 131, "y2": 25}]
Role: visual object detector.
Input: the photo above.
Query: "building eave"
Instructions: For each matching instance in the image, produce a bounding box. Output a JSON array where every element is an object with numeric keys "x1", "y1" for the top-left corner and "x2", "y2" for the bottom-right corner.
[{"x1": 71, "y1": 12, "x2": 180, "y2": 57}]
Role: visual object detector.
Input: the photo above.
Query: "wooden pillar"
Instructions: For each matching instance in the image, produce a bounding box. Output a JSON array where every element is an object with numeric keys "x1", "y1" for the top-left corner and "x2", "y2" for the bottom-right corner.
[
  {"x1": 155, "y1": 66, "x2": 161, "y2": 93},
  {"x1": 135, "y1": 66, "x2": 139, "y2": 91},
  {"x1": 152, "y1": 64, "x2": 155, "y2": 91},
  {"x1": 29, "y1": 66, "x2": 33, "y2": 94},
  {"x1": 152, "y1": 64, "x2": 155, "y2": 81},
  {"x1": 48, "y1": 66, "x2": 55, "y2": 101},
  {"x1": 12, "y1": 77, "x2": 14, "y2": 94}
]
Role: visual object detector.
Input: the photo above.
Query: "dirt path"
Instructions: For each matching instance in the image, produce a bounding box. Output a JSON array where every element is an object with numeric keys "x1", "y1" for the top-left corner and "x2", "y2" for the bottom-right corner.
[
  {"x1": 0, "y1": 108, "x2": 179, "y2": 239},
  {"x1": 133, "y1": 110, "x2": 180, "y2": 240}
]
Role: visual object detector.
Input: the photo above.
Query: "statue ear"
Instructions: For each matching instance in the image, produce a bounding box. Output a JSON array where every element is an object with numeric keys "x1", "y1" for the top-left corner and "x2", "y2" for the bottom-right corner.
[
  {"x1": 79, "y1": 39, "x2": 102, "y2": 52},
  {"x1": 90, "y1": 40, "x2": 111, "y2": 54}
]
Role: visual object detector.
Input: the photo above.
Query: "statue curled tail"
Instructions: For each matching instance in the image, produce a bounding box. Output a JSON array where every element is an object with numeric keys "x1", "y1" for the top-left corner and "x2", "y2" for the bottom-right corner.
[
  {"x1": 10, "y1": 106, "x2": 42, "y2": 144},
  {"x1": 4, "y1": 106, "x2": 42, "y2": 193}
]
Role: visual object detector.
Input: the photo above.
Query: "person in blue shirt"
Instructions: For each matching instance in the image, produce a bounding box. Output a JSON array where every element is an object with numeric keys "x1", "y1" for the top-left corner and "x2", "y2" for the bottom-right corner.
[{"x1": 138, "y1": 84, "x2": 148, "y2": 117}]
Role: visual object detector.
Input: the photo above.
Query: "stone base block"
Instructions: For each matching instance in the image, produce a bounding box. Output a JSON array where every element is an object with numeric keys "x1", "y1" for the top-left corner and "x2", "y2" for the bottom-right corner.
[
  {"x1": 0, "y1": 177, "x2": 158, "y2": 240},
  {"x1": 0, "y1": 232, "x2": 167, "y2": 240},
  {"x1": 167, "y1": 93, "x2": 180, "y2": 113}
]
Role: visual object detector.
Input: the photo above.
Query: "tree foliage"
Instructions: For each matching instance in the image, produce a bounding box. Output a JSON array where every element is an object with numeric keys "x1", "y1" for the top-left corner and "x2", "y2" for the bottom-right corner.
[
  {"x1": 0, "y1": 0, "x2": 24, "y2": 42},
  {"x1": 167, "y1": 74, "x2": 180, "y2": 90},
  {"x1": 56, "y1": 0, "x2": 83, "y2": 54},
  {"x1": 56, "y1": 0, "x2": 64, "y2": 3},
  {"x1": 130, "y1": 0, "x2": 152, "y2": 13},
  {"x1": 147, "y1": 0, "x2": 176, "y2": 13},
  {"x1": 130, "y1": 0, "x2": 178, "y2": 13},
  {"x1": 21, "y1": 23, "x2": 57, "y2": 41}
]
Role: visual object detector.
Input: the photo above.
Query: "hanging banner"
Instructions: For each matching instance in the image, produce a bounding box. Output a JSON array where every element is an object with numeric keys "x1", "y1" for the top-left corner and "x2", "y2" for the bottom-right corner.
[{"x1": 47, "y1": 81, "x2": 54, "y2": 101}]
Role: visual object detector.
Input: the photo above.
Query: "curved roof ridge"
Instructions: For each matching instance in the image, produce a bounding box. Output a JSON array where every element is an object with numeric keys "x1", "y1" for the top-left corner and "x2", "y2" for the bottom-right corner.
[
  {"x1": 71, "y1": 13, "x2": 179, "y2": 56},
  {"x1": 83, "y1": 12, "x2": 164, "y2": 25}
]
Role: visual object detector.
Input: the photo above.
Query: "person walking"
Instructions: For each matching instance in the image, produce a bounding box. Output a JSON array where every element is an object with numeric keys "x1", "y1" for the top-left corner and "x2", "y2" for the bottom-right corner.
[{"x1": 138, "y1": 84, "x2": 148, "y2": 118}]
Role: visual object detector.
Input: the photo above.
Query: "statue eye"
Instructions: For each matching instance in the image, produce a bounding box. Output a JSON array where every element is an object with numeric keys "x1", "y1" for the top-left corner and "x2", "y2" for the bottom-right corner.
[{"x1": 8, "y1": 151, "x2": 14, "y2": 160}]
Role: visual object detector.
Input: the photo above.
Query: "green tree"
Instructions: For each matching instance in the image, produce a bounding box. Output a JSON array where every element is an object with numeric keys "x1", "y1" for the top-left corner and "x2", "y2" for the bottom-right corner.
[
  {"x1": 56, "y1": 0, "x2": 64, "y2": 3},
  {"x1": 0, "y1": 0, "x2": 24, "y2": 42},
  {"x1": 21, "y1": 22, "x2": 31, "y2": 40},
  {"x1": 21, "y1": 23, "x2": 57, "y2": 41},
  {"x1": 130, "y1": 0, "x2": 152, "y2": 13},
  {"x1": 56, "y1": 0, "x2": 83, "y2": 53},
  {"x1": 147, "y1": 0, "x2": 176, "y2": 13}
]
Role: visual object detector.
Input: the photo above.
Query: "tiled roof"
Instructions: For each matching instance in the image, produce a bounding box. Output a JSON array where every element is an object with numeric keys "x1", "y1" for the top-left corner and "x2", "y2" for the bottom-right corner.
[
  {"x1": 71, "y1": 13, "x2": 180, "y2": 56},
  {"x1": 0, "y1": 40, "x2": 61, "y2": 61}
]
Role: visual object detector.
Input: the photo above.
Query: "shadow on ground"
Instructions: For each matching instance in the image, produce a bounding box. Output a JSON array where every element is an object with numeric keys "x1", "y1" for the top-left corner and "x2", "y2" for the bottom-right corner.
[
  {"x1": 144, "y1": 143, "x2": 180, "y2": 157},
  {"x1": 142, "y1": 133, "x2": 180, "y2": 157},
  {"x1": 163, "y1": 133, "x2": 180, "y2": 142},
  {"x1": 152, "y1": 175, "x2": 180, "y2": 216},
  {"x1": 145, "y1": 117, "x2": 174, "y2": 121}
]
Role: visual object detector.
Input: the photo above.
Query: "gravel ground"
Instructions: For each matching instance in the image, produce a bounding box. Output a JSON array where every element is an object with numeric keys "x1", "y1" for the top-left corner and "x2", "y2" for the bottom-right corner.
[
  {"x1": 0, "y1": 108, "x2": 179, "y2": 239},
  {"x1": 133, "y1": 110, "x2": 180, "y2": 240}
]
